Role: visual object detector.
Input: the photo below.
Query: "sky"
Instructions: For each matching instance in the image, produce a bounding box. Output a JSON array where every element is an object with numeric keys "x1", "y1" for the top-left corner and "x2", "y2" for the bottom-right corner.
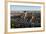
[{"x1": 10, "y1": 5, "x2": 41, "y2": 11}]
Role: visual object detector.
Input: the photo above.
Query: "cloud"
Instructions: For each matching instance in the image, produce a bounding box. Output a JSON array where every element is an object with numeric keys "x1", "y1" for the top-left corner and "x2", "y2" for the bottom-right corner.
[{"x1": 10, "y1": 5, "x2": 41, "y2": 11}]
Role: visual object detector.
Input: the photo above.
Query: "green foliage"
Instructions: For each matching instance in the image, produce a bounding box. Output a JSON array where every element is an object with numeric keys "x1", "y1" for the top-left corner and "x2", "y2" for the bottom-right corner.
[{"x1": 11, "y1": 16, "x2": 15, "y2": 28}]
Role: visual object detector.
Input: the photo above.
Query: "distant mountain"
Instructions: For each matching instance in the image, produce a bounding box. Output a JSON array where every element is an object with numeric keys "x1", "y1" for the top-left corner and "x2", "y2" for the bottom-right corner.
[{"x1": 11, "y1": 10, "x2": 40, "y2": 13}]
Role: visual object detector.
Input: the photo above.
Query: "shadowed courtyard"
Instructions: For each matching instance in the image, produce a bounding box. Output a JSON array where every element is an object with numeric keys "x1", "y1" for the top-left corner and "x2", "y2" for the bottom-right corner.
[{"x1": 11, "y1": 11, "x2": 41, "y2": 28}]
